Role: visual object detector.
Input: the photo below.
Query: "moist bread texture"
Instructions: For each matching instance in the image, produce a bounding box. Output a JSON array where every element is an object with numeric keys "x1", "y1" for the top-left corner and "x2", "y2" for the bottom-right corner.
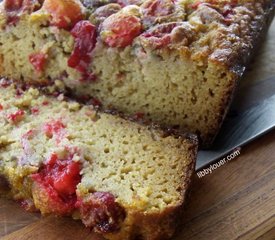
[
  {"x1": 0, "y1": 0, "x2": 274, "y2": 147},
  {"x1": 0, "y1": 82, "x2": 197, "y2": 240}
]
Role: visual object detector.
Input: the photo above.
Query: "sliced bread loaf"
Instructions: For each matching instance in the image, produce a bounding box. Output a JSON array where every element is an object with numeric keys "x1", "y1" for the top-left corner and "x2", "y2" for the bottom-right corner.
[{"x1": 0, "y1": 81, "x2": 197, "y2": 240}]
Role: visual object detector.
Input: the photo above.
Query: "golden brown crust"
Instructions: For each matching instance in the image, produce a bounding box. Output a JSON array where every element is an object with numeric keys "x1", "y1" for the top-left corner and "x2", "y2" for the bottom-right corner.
[{"x1": 201, "y1": 0, "x2": 275, "y2": 147}]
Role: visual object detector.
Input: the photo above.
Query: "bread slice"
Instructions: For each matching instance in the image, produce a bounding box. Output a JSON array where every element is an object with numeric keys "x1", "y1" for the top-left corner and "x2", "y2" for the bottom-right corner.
[
  {"x1": 0, "y1": 0, "x2": 273, "y2": 147},
  {"x1": 0, "y1": 81, "x2": 197, "y2": 240}
]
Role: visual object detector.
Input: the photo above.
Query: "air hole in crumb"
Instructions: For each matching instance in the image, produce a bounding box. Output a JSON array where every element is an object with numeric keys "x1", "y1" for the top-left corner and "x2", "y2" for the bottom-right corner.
[
  {"x1": 171, "y1": 164, "x2": 177, "y2": 169},
  {"x1": 101, "y1": 162, "x2": 107, "y2": 168},
  {"x1": 209, "y1": 89, "x2": 214, "y2": 97},
  {"x1": 162, "y1": 188, "x2": 168, "y2": 193},
  {"x1": 121, "y1": 167, "x2": 133, "y2": 174},
  {"x1": 156, "y1": 194, "x2": 163, "y2": 199},
  {"x1": 108, "y1": 172, "x2": 116, "y2": 177},
  {"x1": 104, "y1": 148, "x2": 110, "y2": 153},
  {"x1": 143, "y1": 145, "x2": 148, "y2": 151},
  {"x1": 220, "y1": 72, "x2": 227, "y2": 78}
]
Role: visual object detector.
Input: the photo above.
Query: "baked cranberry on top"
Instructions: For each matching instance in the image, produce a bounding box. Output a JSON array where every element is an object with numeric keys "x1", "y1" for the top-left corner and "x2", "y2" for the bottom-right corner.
[
  {"x1": 141, "y1": 0, "x2": 176, "y2": 26},
  {"x1": 141, "y1": 22, "x2": 181, "y2": 49},
  {"x1": 42, "y1": 0, "x2": 84, "y2": 29},
  {"x1": 68, "y1": 20, "x2": 97, "y2": 82},
  {"x1": 101, "y1": 12, "x2": 142, "y2": 47},
  {"x1": 3, "y1": 0, "x2": 42, "y2": 25}
]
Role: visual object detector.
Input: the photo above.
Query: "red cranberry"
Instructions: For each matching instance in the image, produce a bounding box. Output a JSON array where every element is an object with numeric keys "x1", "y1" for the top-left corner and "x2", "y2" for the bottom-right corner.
[
  {"x1": 32, "y1": 179, "x2": 77, "y2": 215},
  {"x1": 141, "y1": 0, "x2": 175, "y2": 25},
  {"x1": 4, "y1": 0, "x2": 42, "y2": 12},
  {"x1": 7, "y1": 109, "x2": 25, "y2": 123},
  {"x1": 221, "y1": 3, "x2": 237, "y2": 18},
  {"x1": 133, "y1": 112, "x2": 145, "y2": 121},
  {"x1": 90, "y1": 97, "x2": 102, "y2": 107},
  {"x1": 4, "y1": 0, "x2": 24, "y2": 12},
  {"x1": 68, "y1": 21, "x2": 97, "y2": 82},
  {"x1": 42, "y1": 100, "x2": 49, "y2": 106},
  {"x1": 45, "y1": 152, "x2": 81, "y2": 196},
  {"x1": 101, "y1": 13, "x2": 142, "y2": 48},
  {"x1": 29, "y1": 52, "x2": 47, "y2": 72},
  {"x1": 31, "y1": 150, "x2": 82, "y2": 215},
  {"x1": 31, "y1": 106, "x2": 39, "y2": 115},
  {"x1": 16, "y1": 88, "x2": 24, "y2": 97},
  {"x1": 0, "y1": 78, "x2": 12, "y2": 88},
  {"x1": 42, "y1": 119, "x2": 65, "y2": 138},
  {"x1": 0, "y1": 104, "x2": 3, "y2": 111},
  {"x1": 77, "y1": 192, "x2": 126, "y2": 233},
  {"x1": 141, "y1": 22, "x2": 180, "y2": 48},
  {"x1": 3, "y1": 0, "x2": 40, "y2": 25},
  {"x1": 42, "y1": 0, "x2": 84, "y2": 30}
]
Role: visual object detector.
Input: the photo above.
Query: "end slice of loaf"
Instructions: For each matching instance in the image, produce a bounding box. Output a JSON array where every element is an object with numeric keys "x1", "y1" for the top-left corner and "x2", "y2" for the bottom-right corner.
[
  {"x1": 0, "y1": 0, "x2": 274, "y2": 147},
  {"x1": 0, "y1": 81, "x2": 197, "y2": 240}
]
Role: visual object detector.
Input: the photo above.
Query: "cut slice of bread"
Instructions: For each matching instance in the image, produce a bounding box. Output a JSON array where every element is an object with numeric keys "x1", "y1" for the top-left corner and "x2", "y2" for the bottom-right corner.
[
  {"x1": 0, "y1": 0, "x2": 273, "y2": 147},
  {"x1": 0, "y1": 82, "x2": 197, "y2": 240}
]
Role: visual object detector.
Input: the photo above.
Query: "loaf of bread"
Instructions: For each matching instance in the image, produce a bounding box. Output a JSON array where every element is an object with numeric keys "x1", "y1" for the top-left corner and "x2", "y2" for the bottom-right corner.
[
  {"x1": 0, "y1": 81, "x2": 197, "y2": 240},
  {"x1": 0, "y1": 0, "x2": 273, "y2": 147}
]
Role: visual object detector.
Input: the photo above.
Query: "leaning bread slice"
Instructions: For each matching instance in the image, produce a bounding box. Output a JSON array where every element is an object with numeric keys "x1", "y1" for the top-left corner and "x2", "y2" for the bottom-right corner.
[{"x1": 0, "y1": 81, "x2": 197, "y2": 240}]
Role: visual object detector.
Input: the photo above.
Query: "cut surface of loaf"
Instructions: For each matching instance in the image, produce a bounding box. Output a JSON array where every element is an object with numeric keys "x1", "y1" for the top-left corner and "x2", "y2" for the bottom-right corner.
[
  {"x1": 0, "y1": 82, "x2": 197, "y2": 240},
  {"x1": 0, "y1": 0, "x2": 274, "y2": 147}
]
